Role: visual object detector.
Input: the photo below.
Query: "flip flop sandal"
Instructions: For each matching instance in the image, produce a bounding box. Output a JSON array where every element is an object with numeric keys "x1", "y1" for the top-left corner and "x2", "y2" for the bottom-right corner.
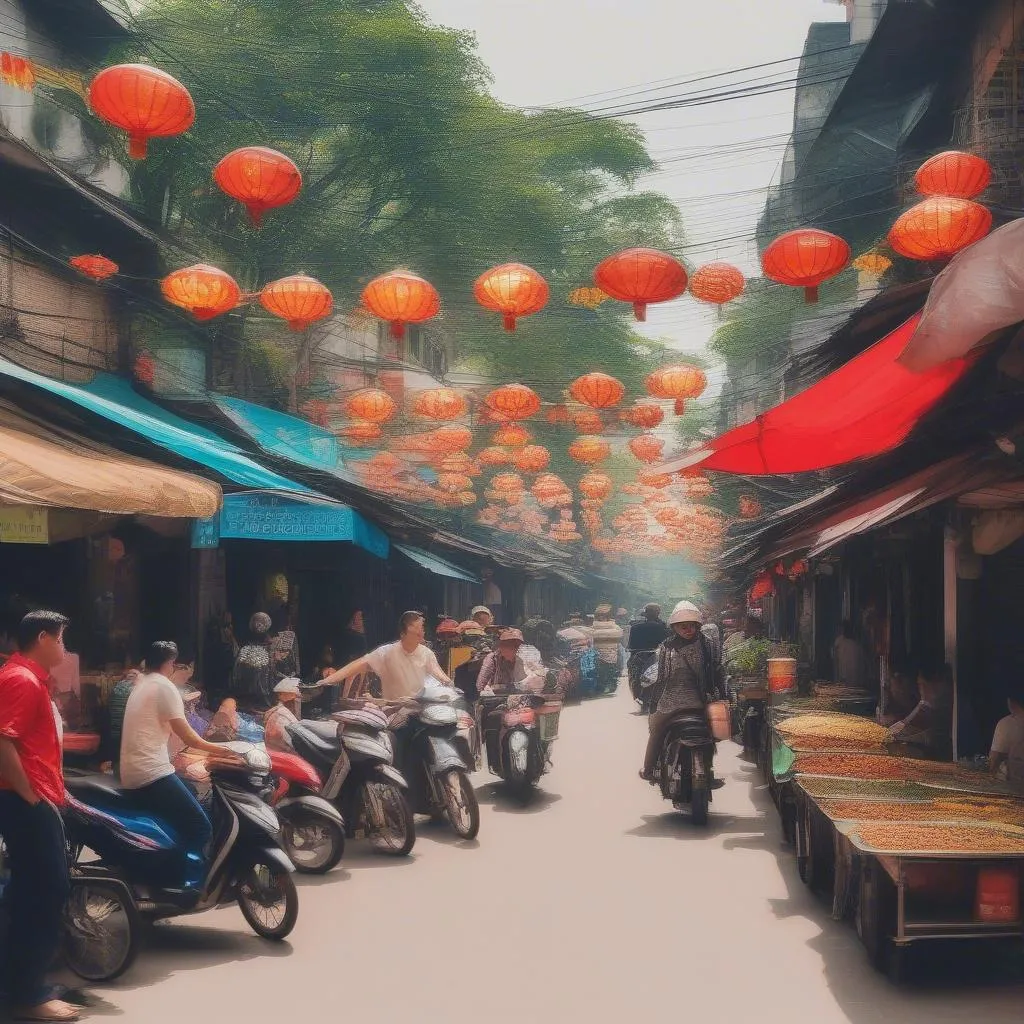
[{"x1": 13, "y1": 1003, "x2": 81, "y2": 1022}]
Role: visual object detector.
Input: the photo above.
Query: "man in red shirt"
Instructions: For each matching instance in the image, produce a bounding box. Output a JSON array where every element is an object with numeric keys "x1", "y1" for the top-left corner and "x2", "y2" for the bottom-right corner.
[{"x1": 0, "y1": 610, "x2": 81, "y2": 1023}]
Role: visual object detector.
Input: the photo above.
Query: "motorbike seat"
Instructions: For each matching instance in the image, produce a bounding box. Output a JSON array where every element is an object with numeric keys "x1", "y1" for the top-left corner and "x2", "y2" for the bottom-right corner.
[
  {"x1": 65, "y1": 772, "x2": 127, "y2": 805},
  {"x1": 288, "y1": 721, "x2": 341, "y2": 760},
  {"x1": 663, "y1": 713, "x2": 713, "y2": 745}
]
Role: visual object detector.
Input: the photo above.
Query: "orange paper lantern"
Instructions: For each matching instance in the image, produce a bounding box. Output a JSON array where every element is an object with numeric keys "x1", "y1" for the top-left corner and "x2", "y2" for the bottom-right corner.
[
  {"x1": 762, "y1": 228, "x2": 851, "y2": 303},
  {"x1": 437, "y1": 472, "x2": 473, "y2": 493},
  {"x1": 915, "y1": 151, "x2": 991, "y2": 200},
  {"x1": 161, "y1": 264, "x2": 240, "y2": 321},
  {"x1": 569, "y1": 371, "x2": 625, "y2": 409},
  {"x1": 646, "y1": 364, "x2": 707, "y2": 402},
  {"x1": 493, "y1": 424, "x2": 532, "y2": 448},
  {"x1": 412, "y1": 388, "x2": 466, "y2": 421},
  {"x1": 628, "y1": 433, "x2": 664, "y2": 464},
  {"x1": 593, "y1": 247, "x2": 688, "y2": 321},
  {"x1": 259, "y1": 274, "x2": 333, "y2": 331},
  {"x1": 430, "y1": 426, "x2": 473, "y2": 455},
  {"x1": 88, "y1": 64, "x2": 195, "y2": 159},
  {"x1": 491, "y1": 472, "x2": 525, "y2": 493},
  {"x1": 477, "y1": 446, "x2": 513, "y2": 468},
  {"x1": 689, "y1": 262, "x2": 745, "y2": 306},
  {"x1": 345, "y1": 388, "x2": 396, "y2": 424},
  {"x1": 513, "y1": 445, "x2": 551, "y2": 473},
  {"x1": 69, "y1": 254, "x2": 118, "y2": 281},
  {"x1": 568, "y1": 436, "x2": 610, "y2": 465},
  {"x1": 570, "y1": 409, "x2": 604, "y2": 434},
  {"x1": 361, "y1": 270, "x2": 440, "y2": 340},
  {"x1": 484, "y1": 384, "x2": 541, "y2": 421},
  {"x1": 473, "y1": 263, "x2": 549, "y2": 331},
  {"x1": 888, "y1": 197, "x2": 992, "y2": 262},
  {"x1": 621, "y1": 403, "x2": 664, "y2": 429},
  {"x1": 546, "y1": 404, "x2": 570, "y2": 425},
  {"x1": 213, "y1": 146, "x2": 302, "y2": 226},
  {"x1": 578, "y1": 472, "x2": 613, "y2": 502}
]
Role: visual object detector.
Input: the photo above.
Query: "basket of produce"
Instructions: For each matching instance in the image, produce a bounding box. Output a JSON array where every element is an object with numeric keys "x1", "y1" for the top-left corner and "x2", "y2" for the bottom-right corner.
[{"x1": 846, "y1": 821, "x2": 1024, "y2": 858}]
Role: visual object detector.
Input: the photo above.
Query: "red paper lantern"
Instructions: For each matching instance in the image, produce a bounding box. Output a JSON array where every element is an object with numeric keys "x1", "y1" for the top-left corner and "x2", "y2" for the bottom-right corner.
[
  {"x1": 689, "y1": 262, "x2": 745, "y2": 306},
  {"x1": 568, "y1": 436, "x2": 610, "y2": 465},
  {"x1": 259, "y1": 274, "x2": 332, "y2": 331},
  {"x1": 161, "y1": 264, "x2": 240, "y2": 320},
  {"x1": 513, "y1": 445, "x2": 551, "y2": 473},
  {"x1": 646, "y1": 364, "x2": 707, "y2": 402},
  {"x1": 571, "y1": 409, "x2": 604, "y2": 434},
  {"x1": 431, "y1": 426, "x2": 473, "y2": 455},
  {"x1": 1, "y1": 53, "x2": 35, "y2": 91},
  {"x1": 213, "y1": 146, "x2": 302, "y2": 226},
  {"x1": 749, "y1": 570, "x2": 775, "y2": 602},
  {"x1": 638, "y1": 470, "x2": 672, "y2": 489},
  {"x1": 915, "y1": 151, "x2": 991, "y2": 200},
  {"x1": 88, "y1": 64, "x2": 195, "y2": 159},
  {"x1": 437, "y1": 472, "x2": 473, "y2": 493},
  {"x1": 473, "y1": 263, "x2": 549, "y2": 331},
  {"x1": 593, "y1": 247, "x2": 688, "y2": 321},
  {"x1": 787, "y1": 559, "x2": 809, "y2": 581},
  {"x1": 621, "y1": 403, "x2": 664, "y2": 429},
  {"x1": 361, "y1": 270, "x2": 440, "y2": 340},
  {"x1": 569, "y1": 372, "x2": 625, "y2": 409},
  {"x1": 412, "y1": 388, "x2": 466, "y2": 421},
  {"x1": 762, "y1": 228, "x2": 851, "y2": 303},
  {"x1": 491, "y1": 472, "x2": 525, "y2": 494},
  {"x1": 493, "y1": 424, "x2": 532, "y2": 448},
  {"x1": 345, "y1": 388, "x2": 396, "y2": 424},
  {"x1": 628, "y1": 433, "x2": 664, "y2": 464},
  {"x1": 69, "y1": 254, "x2": 118, "y2": 281},
  {"x1": 484, "y1": 384, "x2": 541, "y2": 421},
  {"x1": 578, "y1": 472, "x2": 613, "y2": 502},
  {"x1": 888, "y1": 197, "x2": 992, "y2": 262}
]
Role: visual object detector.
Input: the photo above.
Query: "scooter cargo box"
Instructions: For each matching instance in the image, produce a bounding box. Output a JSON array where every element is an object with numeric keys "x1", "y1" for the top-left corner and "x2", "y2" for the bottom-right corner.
[{"x1": 536, "y1": 701, "x2": 562, "y2": 742}]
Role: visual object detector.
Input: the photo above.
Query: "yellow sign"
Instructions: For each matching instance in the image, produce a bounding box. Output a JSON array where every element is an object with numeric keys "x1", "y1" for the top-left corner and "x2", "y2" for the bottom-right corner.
[{"x1": 0, "y1": 507, "x2": 49, "y2": 544}]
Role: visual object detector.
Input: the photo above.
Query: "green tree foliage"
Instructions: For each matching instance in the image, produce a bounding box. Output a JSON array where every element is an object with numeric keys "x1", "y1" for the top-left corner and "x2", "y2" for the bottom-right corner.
[{"x1": 98, "y1": 0, "x2": 684, "y2": 395}]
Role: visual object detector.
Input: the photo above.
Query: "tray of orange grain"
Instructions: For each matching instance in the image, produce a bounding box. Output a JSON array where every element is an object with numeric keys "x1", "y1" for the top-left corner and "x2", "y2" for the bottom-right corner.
[
  {"x1": 834, "y1": 819, "x2": 1024, "y2": 859},
  {"x1": 816, "y1": 795, "x2": 1024, "y2": 830}
]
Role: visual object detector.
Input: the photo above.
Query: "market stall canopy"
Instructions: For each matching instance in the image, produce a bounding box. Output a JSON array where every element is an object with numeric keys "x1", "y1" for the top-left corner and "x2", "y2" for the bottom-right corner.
[
  {"x1": 192, "y1": 492, "x2": 388, "y2": 559},
  {"x1": 394, "y1": 543, "x2": 480, "y2": 583},
  {"x1": 899, "y1": 219, "x2": 1024, "y2": 373},
  {"x1": 0, "y1": 404, "x2": 220, "y2": 518},
  {"x1": 0, "y1": 357, "x2": 310, "y2": 493},
  {"x1": 658, "y1": 315, "x2": 976, "y2": 476}
]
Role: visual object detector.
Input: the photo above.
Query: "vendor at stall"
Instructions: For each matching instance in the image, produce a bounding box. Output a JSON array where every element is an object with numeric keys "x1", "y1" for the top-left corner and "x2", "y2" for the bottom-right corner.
[
  {"x1": 990, "y1": 693, "x2": 1024, "y2": 786},
  {"x1": 877, "y1": 662, "x2": 919, "y2": 727},
  {"x1": 886, "y1": 662, "x2": 953, "y2": 761}
]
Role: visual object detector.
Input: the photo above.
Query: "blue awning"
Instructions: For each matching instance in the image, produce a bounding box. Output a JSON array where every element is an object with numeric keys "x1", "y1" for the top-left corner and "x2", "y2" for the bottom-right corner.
[
  {"x1": 194, "y1": 493, "x2": 388, "y2": 558},
  {"x1": 0, "y1": 359, "x2": 310, "y2": 494},
  {"x1": 395, "y1": 543, "x2": 479, "y2": 583}
]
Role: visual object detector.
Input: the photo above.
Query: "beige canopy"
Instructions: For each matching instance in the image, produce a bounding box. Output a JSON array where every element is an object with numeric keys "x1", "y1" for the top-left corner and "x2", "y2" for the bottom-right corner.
[{"x1": 0, "y1": 405, "x2": 221, "y2": 519}]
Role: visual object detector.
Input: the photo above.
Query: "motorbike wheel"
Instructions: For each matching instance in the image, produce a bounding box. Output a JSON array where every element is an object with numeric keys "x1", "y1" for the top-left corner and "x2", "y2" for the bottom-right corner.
[
  {"x1": 690, "y1": 752, "x2": 709, "y2": 826},
  {"x1": 281, "y1": 809, "x2": 345, "y2": 874},
  {"x1": 237, "y1": 860, "x2": 298, "y2": 941},
  {"x1": 365, "y1": 781, "x2": 416, "y2": 857},
  {"x1": 442, "y1": 769, "x2": 480, "y2": 840},
  {"x1": 62, "y1": 879, "x2": 140, "y2": 982}
]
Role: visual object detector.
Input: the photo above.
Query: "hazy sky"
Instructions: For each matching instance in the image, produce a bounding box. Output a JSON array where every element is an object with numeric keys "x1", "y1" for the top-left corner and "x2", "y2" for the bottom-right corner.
[{"x1": 417, "y1": 0, "x2": 847, "y2": 361}]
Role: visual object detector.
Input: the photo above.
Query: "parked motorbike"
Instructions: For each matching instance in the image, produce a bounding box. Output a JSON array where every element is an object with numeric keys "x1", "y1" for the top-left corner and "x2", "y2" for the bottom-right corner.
[
  {"x1": 284, "y1": 703, "x2": 416, "y2": 857},
  {"x1": 651, "y1": 713, "x2": 717, "y2": 825},
  {"x1": 478, "y1": 690, "x2": 561, "y2": 799},
  {"x1": 61, "y1": 742, "x2": 298, "y2": 980},
  {"x1": 390, "y1": 684, "x2": 480, "y2": 840},
  {"x1": 627, "y1": 650, "x2": 659, "y2": 712}
]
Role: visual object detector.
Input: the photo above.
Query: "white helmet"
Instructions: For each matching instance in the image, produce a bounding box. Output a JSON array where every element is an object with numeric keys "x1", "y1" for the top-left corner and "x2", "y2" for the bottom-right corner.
[{"x1": 668, "y1": 600, "x2": 704, "y2": 626}]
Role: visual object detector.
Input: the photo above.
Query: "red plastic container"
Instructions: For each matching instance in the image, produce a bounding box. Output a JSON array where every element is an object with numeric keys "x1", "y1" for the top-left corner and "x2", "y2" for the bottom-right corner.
[{"x1": 975, "y1": 866, "x2": 1020, "y2": 923}]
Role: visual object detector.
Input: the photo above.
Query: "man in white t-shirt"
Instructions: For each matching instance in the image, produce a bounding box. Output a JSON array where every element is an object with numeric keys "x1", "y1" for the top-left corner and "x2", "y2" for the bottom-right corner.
[
  {"x1": 324, "y1": 611, "x2": 453, "y2": 700},
  {"x1": 990, "y1": 695, "x2": 1024, "y2": 787},
  {"x1": 120, "y1": 641, "x2": 234, "y2": 899}
]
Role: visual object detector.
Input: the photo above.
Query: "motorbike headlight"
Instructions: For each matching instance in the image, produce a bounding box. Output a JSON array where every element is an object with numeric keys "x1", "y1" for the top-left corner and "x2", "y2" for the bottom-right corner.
[{"x1": 245, "y1": 747, "x2": 272, "y2": 772}]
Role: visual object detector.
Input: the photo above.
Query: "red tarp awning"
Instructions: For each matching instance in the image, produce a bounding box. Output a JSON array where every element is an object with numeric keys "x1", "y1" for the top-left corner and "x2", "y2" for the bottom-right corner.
[{"x1": 659, "y1": 314, "x2": 976, "y2": 476}]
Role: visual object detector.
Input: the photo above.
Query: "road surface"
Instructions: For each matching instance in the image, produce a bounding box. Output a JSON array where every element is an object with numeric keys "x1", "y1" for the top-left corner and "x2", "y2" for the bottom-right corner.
[{"x1": 69, "y1": 686, "x2": 1024, "y2": 1023}]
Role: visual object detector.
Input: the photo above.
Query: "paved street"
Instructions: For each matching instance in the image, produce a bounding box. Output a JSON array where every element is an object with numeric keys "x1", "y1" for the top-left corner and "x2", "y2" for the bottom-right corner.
[{"x1": 75, "y1": 687, "x2": 1024, "y2": 1023}]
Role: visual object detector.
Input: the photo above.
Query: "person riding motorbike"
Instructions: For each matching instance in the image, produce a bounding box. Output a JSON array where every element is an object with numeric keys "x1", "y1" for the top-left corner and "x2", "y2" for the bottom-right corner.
[
  {"x1": 119, "y1": 641, "x2": 240, "y2": 899},
  {"x1": 626, "y1": 603, "x2": 670, "y2": 703},
  {"x1": 640, "y1": 602, "x2": 724, "y2": 781},
  {"x1": 476, "y1": 629, "x2": 545, "y2": 767},
  {"x1": 264, "y1": 677, "x2": 302, "y2": 752}
]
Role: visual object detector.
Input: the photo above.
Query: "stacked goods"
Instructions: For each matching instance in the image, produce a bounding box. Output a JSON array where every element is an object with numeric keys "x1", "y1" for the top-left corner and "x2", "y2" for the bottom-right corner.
[
  {"x1": 776, "y1": 713, "x2": 889, "y2": 751},
  {"x1": 852, "y1": 822, "x2": 1024, "y2": 855}
]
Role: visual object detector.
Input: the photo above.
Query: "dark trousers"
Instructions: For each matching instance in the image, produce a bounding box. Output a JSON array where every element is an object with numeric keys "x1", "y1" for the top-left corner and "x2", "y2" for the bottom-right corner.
[
  {"x1": 0, "y1": 792, "x2": 70, "y2": 1005},
  {"x1": 129, "y1": 774, "x2": 212, "y2": 887}
]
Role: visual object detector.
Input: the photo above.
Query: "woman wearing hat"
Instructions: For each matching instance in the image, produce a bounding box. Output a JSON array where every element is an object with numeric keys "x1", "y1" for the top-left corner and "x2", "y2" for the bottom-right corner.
[
  {"x1": 591, "y1": 604, "x2": 624, "y2": 696},
  {"x1": 264, "y1": 678, "x2": 302, "y2": 752}
]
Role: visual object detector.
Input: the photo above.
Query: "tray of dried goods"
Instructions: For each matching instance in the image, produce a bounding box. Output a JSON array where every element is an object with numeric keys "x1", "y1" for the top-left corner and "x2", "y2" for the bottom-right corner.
[
  {"x1": 813, "y1": 683, "x2": 874, "y2": 699},
  {"x1": 775, "y1": 713, "x2": 889, "y2": 752},
  {"x1": 791, "y1": 752, "x2": 923, "y2": 781},
  {"x1": 815, "y1": 798, "x2": 1024, "y2": 827},
  {"x1": 795, "y1": 776, "x2": 936, "y2": 802},
  {"x1": 841, "y1": 821, "x2": 1024, "y2": 858}
]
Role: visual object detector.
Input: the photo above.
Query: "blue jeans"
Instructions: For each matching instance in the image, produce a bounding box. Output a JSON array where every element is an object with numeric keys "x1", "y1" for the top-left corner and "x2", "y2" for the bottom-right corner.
[
  {"x1": 0, "y1": 792, "x2": 70, "y2": 1005},
  {"x1": 129, "y1": 774, "x2": 212, "y2": 889}
]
